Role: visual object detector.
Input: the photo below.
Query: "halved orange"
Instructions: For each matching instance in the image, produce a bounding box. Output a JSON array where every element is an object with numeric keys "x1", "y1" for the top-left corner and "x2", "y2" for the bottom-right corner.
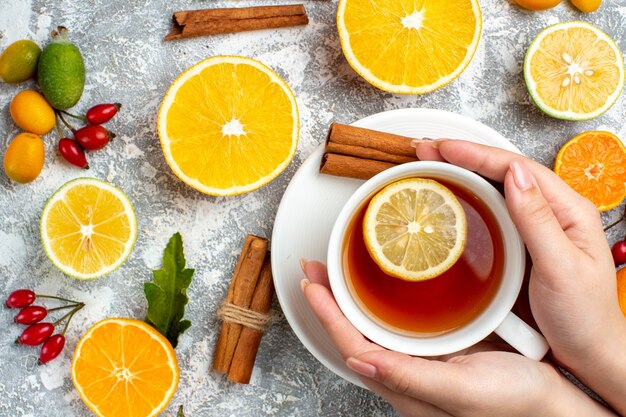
[
  {"x1": 157, "y1": 56, "x2": 299, "y2": 196},
  {"x1": 554, "y1": 131, "x2": 626, "y2": 211},
  {"x1": 337, "y1": 0, "x2": 482, "y2": 94},
  {"x1": 71, "y1": 318, "x2": 179, "y2": 417}
]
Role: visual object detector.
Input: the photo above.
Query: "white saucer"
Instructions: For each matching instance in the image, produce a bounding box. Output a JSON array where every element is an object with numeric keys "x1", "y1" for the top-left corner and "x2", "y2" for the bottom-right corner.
[{"x1": 271, "y1": 108, "x2": 522, "y2": 388}]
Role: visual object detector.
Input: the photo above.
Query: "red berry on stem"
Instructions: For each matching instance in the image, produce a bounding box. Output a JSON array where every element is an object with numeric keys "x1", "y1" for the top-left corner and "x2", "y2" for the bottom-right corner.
[
  {"x1": 18, "y1": 323, "x2": 54, "y2": 346},
  {"x1": 15, "y1": 306, "x2": 48, "y2": 325},
  {"x1": 58, "y1": 138, "x2": 89, "y2": 169},
  {"x1": 39, "y1": 334, "x2": 66, "y2": 364},
  {"x1": 74, "y1": 125, "x2": 114, "y2": 151},
  {"x1": 86, "y1": 103, "x2": 121, "y2": 124},
  {"x1": 612, "y1": 241, "x2": 626, "y2": 266},
  {"x1": 6, "y1": 289, "x2": 36, "y2": 308}
]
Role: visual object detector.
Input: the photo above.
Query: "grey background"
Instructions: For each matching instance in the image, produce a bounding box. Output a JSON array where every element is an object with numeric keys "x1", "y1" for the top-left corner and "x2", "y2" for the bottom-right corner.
[{"x1": 0, "y1": 0, "x2": 625, "y2": 416}]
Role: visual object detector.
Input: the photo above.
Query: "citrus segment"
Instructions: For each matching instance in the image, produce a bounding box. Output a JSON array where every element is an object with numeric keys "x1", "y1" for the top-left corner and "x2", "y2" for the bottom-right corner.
[
  {"x1": 618, "y1": 268, "x2": 626, "y2": 318},
  {"x1": 363, "y1": 178, "x2": 467, "y2": 281},
  {"x1": 337, "y1": 0, "x2": 482, "y2": 94},
  {"x1": 71, "y1": 318, "x2": 179, "y2": 417},
  {"x1": 41, "y1": 178, "x2": 137, "y2": 280},
  {"x1": 158, "y1": 56, "x2": 299, "y2": 196},
  {"x1": 554, "y1": 131, "x2": 626, "y2": 211},
  {"x1": 524, "y1": 21, "x2": 624, "y2": 120}
]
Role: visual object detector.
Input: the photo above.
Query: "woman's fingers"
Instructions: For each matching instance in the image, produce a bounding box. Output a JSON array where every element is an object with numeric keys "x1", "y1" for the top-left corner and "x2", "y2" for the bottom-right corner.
[
  {"x1": 413, "y1": 140, "x2": 446, "y2": 162},
  {"x1": 418, "y1": 140, "x2": 578, "y2": 203},
  {"x1": 300, "y1": 259, "x2": 330, "y2": 287},
  {"x1": 358, "y1": 376, "x2": 456, "y2": 417},
  {"x1": 416, "y1": 139, "x2": 606, "y2": 255},
  {"x1": 504, "y1": 161, "x2": 577, "y2": 265},
  {"x1": 301, "y1": 268, "x2": 381, "y2": 359},
  {"x1": 351, "y1": 350, "x2": 467, "y2": 410}
]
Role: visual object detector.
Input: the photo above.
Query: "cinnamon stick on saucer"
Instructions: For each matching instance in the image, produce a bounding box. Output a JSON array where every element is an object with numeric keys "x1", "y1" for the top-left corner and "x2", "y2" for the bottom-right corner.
[
  {"x1": 165, "y1": 5, "x2": 309, "y2": 41},
  {"x1": 320, "y1": 123, "x2": 418, "y2": 180}
]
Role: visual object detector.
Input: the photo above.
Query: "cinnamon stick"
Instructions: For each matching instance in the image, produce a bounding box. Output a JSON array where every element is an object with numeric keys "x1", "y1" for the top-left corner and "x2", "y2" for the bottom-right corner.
[
  {"x1": 165, "y1": 5, "x2": 309, "y2": 41},
  {"x1": 321, "y1": 153, "x2": 396, "y2": 180},
  {"x1": 320, "y1": 123, "x2": 418, "y2": 180},
  {"x1": 212, "y1": 235, "x2": 268, "y2": 374},
  {"x1": 227, "y1": 254, "x2": 274, "y2": 384}
]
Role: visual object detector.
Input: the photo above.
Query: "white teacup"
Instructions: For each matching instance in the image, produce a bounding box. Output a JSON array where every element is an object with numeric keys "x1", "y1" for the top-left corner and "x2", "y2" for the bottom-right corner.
[{"x1": 327, "y1": 161, "x2": 550, "y2": 360}]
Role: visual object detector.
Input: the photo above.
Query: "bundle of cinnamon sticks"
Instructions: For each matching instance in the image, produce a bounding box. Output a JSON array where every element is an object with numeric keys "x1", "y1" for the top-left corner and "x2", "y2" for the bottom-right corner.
[
  {"x1": 212, "y1": 235, "x2": 274, "y2": 384},
  {"x1": 320, "y1": 123, "x2": 419, "y2": 180}
]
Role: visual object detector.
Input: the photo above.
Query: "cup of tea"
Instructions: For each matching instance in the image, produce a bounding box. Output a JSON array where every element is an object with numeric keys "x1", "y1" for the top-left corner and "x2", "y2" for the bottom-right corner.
[{"x1": 327, "y1": 161, "x2": 550, "y2": 360}]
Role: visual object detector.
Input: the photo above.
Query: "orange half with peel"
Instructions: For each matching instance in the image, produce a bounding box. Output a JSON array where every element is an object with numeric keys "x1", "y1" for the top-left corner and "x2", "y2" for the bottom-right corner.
[
  {"x1": 554, "y1": 131, "x2": 626, "y2": 212},
  {"x1": 157, "y1": 56, "x2": 299, "y2": 196},
  {"x1": 337, "y1": 0, "x2": 482, "y2": 94},
  {"x1": 71, "y1": 318, "x2": 179, "y2": 417}
]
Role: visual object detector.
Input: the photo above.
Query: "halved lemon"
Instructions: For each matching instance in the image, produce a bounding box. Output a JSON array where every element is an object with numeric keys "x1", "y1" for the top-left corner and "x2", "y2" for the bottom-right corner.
[
  {"x1": 158, "y1": 56, "x2": 299, "y2": 196},
  {"x1": 363, "y1": 178, "x2": 467, "y2": 281},
  {"x1": 72, "y1": 318, "x2": 179, "y2": 417},
  {"x1": 337, "y1": 0, "x2": 482, "y2": 94},
  {"x1": 524, "y1": 21, "x2": 624, "y2": 121},
  {"x1": 40, "y1": 178, "x2": 137, "y2": 280}
]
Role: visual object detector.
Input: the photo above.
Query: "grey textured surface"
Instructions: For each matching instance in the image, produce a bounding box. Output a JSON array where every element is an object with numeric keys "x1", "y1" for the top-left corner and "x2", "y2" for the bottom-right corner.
[{"x1": 0, "y1": 0, "x2": 625, "y2": 416}]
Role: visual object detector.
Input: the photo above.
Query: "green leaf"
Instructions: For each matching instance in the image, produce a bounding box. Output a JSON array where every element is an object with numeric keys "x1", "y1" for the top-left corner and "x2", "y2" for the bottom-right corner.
[
  {"x1": 177, "y1": 405, "x2": 185, "y2": 417},
  {"x1": 144, "y1": 232, "x2": 194, "y2": 348}
]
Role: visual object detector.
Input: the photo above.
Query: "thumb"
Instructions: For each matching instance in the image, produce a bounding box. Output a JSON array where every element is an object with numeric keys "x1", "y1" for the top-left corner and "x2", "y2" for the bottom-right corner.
[
  {"x1": 505, "y1": 161, "x2": 575, "y2": 264},
  {"x1": 347, "y1": 350, "x2": 464, "y2": 406}
]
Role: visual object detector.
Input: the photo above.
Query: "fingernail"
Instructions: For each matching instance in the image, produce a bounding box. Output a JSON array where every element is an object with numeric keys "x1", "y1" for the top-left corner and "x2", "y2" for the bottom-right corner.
[
  {"x1": 410, "y1": 138, "x2": 434, "y2": 148},
  {"x1": 299, "y1": 258, "x2": 308, "y2": 274},
  {"x1": 300, "y1": 278, "x2": 310, "y2": 292},
  {"x1": 346, "y1": 357, "x2": 377, "y2": 378},
  {"x1": 510, "y1": 161, "x2": 532, "y2": 191}
]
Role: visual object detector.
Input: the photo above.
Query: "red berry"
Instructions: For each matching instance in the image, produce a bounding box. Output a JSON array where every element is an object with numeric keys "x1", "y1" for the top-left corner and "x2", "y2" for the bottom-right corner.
[
  {"x1": 15, "y1": 306, "x2": 47, "y2": 325},
  {"x1": 39, "y1": 334, "x2": 66, "y2": 364},
  {"x1": 86, "y1": 103, "x2": 121, "y2": 124},
  {"x1": 6, "y1": 289, "x2": 35, "y2": 308},
  {"x1": 74, "y1": 125, "x2": 115, "y2": 151},
  {"x1": 612, "y1": 241, "x2": 626, "y2": 266},
  {"x1": 58, "y1": 138, "x2": 89, "y2": 169},
  {"x1": 18, "y1": 323, "x2": 54, "y2": 346}
]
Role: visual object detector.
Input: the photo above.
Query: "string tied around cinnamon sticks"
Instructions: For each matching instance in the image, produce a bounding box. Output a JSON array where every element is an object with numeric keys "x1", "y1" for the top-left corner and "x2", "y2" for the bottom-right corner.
[
  {"x1": 217, "y1": 300, "x2": 271, "y2": 332},
  {"x1": 212, "y1": 235, "x2": 275, "y2": 384}
]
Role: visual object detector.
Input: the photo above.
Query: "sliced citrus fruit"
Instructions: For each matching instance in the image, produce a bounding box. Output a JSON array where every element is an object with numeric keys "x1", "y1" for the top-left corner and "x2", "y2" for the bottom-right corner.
[
  {"x1": 524, "y1": 21, "x2": 624, "y2": 121},
  {"x1": 363, "y1": 178, "x2": 467, "y2": 281},
  {"x1": 158, "y1": 56, "x2": 299, "y2": 196},
  {"x1": 337, "y1": 0, "x2": 482, "y2": 94},
  {"x1": 71, "y1": 318, "x2": 179, "y2": 417},
  {"x1": 40, "y1": 178, "x2": 137, "y2": 280},
  {"x1": 554, "y1": 131, "x2": 626, "y2": 211},
  {"x1": 618, "y1": 268, "x2": 626, "y2": 318}
]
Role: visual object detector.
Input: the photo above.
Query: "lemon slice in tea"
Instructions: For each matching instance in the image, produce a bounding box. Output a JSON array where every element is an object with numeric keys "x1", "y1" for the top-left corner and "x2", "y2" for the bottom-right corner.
[
  {"x1": 524, "y1": 21, "x2": 624, "y2": 121},
  {"x1": 363, "y1": 178, "x2": 467, "y2": 281},
  {"x1": 41, "y1": 178, "x2": 137, "y2": 280}
]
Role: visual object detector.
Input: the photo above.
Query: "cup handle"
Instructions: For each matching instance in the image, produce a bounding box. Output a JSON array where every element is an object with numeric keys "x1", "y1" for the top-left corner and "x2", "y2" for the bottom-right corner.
[{"x1": 494, "y1": 312, "x2": 550, "y2": 360}]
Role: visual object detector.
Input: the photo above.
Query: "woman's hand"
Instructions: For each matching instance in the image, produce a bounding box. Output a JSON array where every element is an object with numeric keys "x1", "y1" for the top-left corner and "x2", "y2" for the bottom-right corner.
[
  {"x1": 301, "y1": 260, "x2": 615, "y2": 417},
  {"x1": 413, "y1": 139, "x2": 626, "y2": 414}
]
